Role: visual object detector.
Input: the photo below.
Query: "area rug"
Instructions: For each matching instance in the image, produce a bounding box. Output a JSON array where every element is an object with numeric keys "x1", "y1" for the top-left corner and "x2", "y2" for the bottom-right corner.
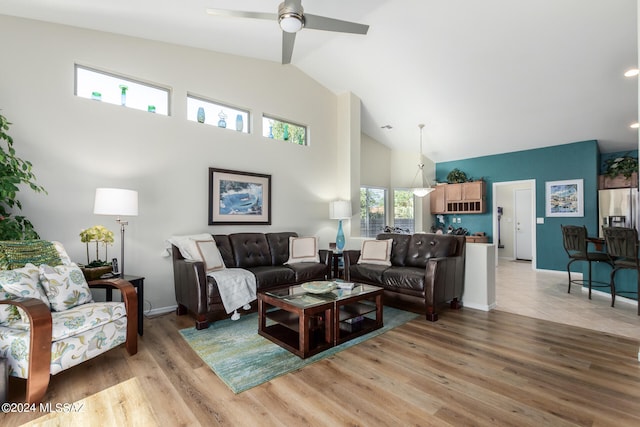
[{"x1": 179, "y1": 306, "x2": 418, "y2": 393}]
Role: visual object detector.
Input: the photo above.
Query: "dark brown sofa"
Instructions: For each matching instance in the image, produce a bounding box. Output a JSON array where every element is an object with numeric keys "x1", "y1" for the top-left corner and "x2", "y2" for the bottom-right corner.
[
  {"x1": 172, "y1": 232, "x2": 331, "y2": 329},
  {"x1": 343, "y1": 233, "x2": 465, "y2": 321}
]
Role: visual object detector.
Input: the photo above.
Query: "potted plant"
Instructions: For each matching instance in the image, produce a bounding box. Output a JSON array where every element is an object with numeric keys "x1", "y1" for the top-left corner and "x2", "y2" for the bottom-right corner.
[
  {"x1": 0, "y1": 112, "x2": 47, "y2": 240},
  {"x1": 604, "y1": 153, "x2": 638, "y2": 179},
  {"x1": 79, "y1": 225, "x2": 114, "y2": 280},
  {"x1": 447, "y1": 168, "x2": 468, "y2": 183}
]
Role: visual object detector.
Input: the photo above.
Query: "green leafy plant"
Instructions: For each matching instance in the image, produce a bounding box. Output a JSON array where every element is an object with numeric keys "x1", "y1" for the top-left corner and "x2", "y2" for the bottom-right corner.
[
  {"x1": 79, "y1": 225, "x2": 114, "y2": 267},
  {"x1": 447, "y1": 168, "x2": 468, "y2": 183},
  {"x1": 0, "y1": 112, "x2": 47, "y2": 240},
  {"x1": 604, "y1": 154, "x2": 638, "y2": 179}
]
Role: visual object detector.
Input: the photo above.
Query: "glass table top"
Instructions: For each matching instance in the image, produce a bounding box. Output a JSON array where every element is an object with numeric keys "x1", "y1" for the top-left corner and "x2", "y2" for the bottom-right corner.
[{"x1": 264, "y1": 282, "x2": 381, "y2": 309}]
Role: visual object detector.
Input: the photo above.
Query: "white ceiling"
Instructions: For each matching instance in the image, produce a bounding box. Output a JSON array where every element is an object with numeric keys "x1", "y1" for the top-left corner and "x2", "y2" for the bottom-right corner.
[{"x1": 1, "y1": 0, "x2": 638, "y2": 162}]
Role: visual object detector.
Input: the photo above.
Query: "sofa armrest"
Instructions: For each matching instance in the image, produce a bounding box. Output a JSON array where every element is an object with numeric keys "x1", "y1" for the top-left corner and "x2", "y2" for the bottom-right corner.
[
  {"x1": 88, "y1": 278, "x2": 138, "y2": 355},
  {"x1": 0, "y1": 297, "x2": 52, "y2": 403},
  {"x1": 319, "y1": 249, "x2": 332, "y2": 279},
  {"x1": 172, "y1": 253, "x2": 209, "y2": 316},
  {"x1": 424, "y1": 256, "x2": 464, "y2": 304},
  {"x1": 342, "y1": 250, "x2": 361, "y2": 281}
]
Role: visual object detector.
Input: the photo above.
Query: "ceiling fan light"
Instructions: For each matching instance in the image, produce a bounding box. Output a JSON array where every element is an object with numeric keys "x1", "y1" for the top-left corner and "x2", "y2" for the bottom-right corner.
[{"x1": 280, "y1": 14, "x2": 303, "y2": 33}]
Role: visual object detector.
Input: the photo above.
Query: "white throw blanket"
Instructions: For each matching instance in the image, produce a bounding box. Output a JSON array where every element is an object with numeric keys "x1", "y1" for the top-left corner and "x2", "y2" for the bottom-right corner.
[{"x1": 208, "y1": 268, "x2": 257, "y2": 316}]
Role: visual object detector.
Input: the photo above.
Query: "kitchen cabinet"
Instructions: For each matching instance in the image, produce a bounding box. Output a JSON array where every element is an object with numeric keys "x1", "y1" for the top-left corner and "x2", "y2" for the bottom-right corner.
[{"x1": 430, "y1": 181, "x2": 486, "y2": 214}]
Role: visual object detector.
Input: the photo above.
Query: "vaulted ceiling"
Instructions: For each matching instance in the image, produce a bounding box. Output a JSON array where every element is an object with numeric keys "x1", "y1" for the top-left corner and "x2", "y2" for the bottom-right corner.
[{"x1": 0, "y1": 0, "x2": 637, "y2": 162}]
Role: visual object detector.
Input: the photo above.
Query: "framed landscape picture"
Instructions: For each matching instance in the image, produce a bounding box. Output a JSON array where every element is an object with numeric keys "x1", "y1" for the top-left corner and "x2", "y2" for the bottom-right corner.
[
  {"x1": 208, "y1": 168, "x2": 271, "y2": 225},
  {"x1": 545, "y1": 179, "x2": 583, "y2": 217}
]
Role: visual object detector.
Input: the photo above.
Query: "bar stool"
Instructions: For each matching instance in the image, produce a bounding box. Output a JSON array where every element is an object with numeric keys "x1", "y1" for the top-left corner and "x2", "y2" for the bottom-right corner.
[
  {"x1": 561, "y1": 225, "x2": 614, "y2": 299},
  {"x1": 602, "y1": 226, "x2": 640, "y2": 315}
]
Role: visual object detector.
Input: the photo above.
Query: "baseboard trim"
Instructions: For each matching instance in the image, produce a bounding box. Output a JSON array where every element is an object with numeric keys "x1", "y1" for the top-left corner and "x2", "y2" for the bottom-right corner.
[
  {"x1": 144, "y1": 305, "x2": 177, "y2": 317},
  {"x1": 581, "y1": 287, "x2": 638, "y2": 307},
  {"x1": 464, "y1": 302, "x2": 497, "y2": 312}
]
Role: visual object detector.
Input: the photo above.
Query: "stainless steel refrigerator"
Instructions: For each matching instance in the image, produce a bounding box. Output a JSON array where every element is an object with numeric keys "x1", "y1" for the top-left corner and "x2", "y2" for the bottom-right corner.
[{"x1": 598, "y1": 188, "x2": 639, "y2": 237}]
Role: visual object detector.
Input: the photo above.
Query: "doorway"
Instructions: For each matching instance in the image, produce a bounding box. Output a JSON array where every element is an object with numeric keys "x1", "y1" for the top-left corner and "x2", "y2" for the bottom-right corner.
[
  {"x1": 493, "y1": 180, "x2": 536, "y2": 268},
  {"x1": 515, "y1": 188, "x2": 533, "y2": 260}
]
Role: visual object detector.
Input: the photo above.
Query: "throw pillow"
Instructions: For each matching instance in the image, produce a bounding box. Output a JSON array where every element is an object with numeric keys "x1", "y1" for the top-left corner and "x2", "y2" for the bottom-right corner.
[
  {"x1": 0, "y1": 263, "x2": 50, "y2": 327},
  {"x1": 285, "y1": 236, "x2": 320, "y2": 264},
  {"x1": 195, "y1": 240, "x2": 226, "y2": 272},
  {"x1": 51, "y1": 241, "x2": 73, "y2": 265},
  {"x1": 0, "y1": 240, "x2": 62, "y2": 270},
  {"x1": 39, "y1": 264, "x2": 94, "y2": 311},
  {"x1": 357, "y1": 239, "x2": 393, "y2": 266},
  {"x1": 167, "y1": 234, "x2": 215, "y2": 261}
]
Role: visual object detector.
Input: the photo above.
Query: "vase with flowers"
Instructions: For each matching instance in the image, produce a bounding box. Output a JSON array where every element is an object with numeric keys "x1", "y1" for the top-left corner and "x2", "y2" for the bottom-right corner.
[{"x1": 79, "y1": 225, "x2": 115, "y2": 280}]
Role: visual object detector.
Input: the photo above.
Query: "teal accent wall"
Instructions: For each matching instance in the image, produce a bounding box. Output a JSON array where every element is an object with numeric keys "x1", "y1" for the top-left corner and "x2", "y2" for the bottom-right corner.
[{"x1": 436, "y1": 140, "x2": 600, "y2": 272}]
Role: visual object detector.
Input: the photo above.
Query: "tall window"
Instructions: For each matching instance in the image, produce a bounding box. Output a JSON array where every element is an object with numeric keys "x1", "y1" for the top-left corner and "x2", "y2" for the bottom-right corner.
[
  {"x1": 393, "y1": 189, "x2": 415, "y2": 233},
  {"x1": 360, "y1": 187, "x2": 387, "y2": 238}
]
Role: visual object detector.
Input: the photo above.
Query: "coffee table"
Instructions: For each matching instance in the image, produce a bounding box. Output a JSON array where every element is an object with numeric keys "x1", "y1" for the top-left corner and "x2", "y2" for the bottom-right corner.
[{"x1": 258, "y1": 283, "x2": 383, "y2": 358}]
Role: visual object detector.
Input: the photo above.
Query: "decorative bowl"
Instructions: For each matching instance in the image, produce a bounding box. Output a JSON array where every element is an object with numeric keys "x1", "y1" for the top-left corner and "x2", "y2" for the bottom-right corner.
[
  {"x1": 301, "y1": 281, "x2": 337, "y2": 294},
  {"x1": 80, "y1": 265, "x2": 113, "y2": 281}
]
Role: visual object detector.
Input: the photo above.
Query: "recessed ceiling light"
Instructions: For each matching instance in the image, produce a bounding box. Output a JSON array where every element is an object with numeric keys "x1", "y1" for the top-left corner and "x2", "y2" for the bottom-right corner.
[
  {"x1": 624, "y1": 68, "x2": 639, "y2": 77},
  {"x1": 381, "y1": 124, "x2": 393, "y2": 130},
  {"x1": 630, "y1": 122, "x2": 639, "y2": 129}
]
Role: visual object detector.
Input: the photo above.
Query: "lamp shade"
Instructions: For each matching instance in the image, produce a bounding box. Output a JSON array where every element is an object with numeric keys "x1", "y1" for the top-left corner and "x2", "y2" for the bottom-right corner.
[
  {"x1": 94, "y1": 188, "x2": 139, "y2": 216},
  {"x1": 329, "y1": 200, "x2": 352, "y2": 220}
]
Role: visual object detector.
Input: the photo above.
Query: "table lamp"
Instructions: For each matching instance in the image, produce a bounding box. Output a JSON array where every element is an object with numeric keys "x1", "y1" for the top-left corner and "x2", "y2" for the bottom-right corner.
[
  {"x1": 94, "y1": 188, "x2": 139, "y2": 277},
  {"x1": 329, "y1": 200, "x2": 352, "y2": 252}
]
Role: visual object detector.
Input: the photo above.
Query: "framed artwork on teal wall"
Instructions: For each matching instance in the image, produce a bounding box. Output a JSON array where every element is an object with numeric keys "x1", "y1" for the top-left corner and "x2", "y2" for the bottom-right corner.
[{"x1": 545, "y1": 179, "x2": 584, "y2": 217}]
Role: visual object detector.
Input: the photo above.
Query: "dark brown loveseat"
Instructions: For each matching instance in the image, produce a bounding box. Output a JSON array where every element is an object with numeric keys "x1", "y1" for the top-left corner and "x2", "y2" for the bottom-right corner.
[
  {"x1": 343, "y1": 233, "x2": 465, "y2": 321},
  {"x1": 172, "y1": 232, "x2": 331, "y2": 329}
]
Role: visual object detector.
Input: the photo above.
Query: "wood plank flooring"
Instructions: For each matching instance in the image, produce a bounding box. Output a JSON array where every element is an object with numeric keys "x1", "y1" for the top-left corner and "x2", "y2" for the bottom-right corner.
[{"x1": 3, "y1": 260, "x2": 640, "y2": 426}]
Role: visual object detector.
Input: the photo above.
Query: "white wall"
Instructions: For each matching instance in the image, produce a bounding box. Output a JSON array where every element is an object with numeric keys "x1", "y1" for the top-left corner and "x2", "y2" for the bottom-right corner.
[{"x1": 0, "y1": 15, "x2": 350, "y2": 312}]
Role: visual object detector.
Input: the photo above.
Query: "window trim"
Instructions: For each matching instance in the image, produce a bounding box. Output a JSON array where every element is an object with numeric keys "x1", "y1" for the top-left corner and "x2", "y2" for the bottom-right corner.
[
  {"x1": 262, "y1": 114, "x2": 308, "y2": 145},
  {"x1": 74, "y1": 64, "x2": 171, "y2": 115},
  {"x1": 392, "y1": 187, "x2": 416, "y2": 233},
  {"x1": 360, "y1": 186, "x2": 388, "y2": 238},
  {"x1": 186, "y1": 93, "x2": 251, "y2": 133}
]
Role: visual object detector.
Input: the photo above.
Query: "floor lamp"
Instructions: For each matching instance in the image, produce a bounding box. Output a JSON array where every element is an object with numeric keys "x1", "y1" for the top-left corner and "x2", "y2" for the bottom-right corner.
[{"x1": 94, "y1": 188, "x2": 139, "y2": 278}]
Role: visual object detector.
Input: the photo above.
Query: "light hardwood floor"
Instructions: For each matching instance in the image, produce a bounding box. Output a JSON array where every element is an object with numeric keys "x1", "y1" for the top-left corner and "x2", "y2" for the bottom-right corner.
[{"x1": 4, "y1": 259, "x2": 640, "y2": 426}]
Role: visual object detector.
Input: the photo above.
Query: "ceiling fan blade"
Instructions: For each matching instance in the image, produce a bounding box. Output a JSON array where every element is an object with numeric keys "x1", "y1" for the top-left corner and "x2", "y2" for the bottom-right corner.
[
  {"x1": 303, "y1": 14, "x2": 369, "y2": 35},
  {"x1": 282, "y1": 31, "x2": 296, "y2": 64},
  {"x1": 206, "y1": 8, "x2": 277, "y2": 21}
]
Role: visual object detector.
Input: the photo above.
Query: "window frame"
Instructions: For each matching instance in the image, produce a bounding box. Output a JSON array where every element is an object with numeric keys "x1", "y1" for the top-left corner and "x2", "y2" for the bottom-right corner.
[
  {"x1": 74, "y1": 64, "x2": 171, "y2": 115},
  {"x1": 187, "y1": 93, "x2": 250, "y2": 133},
  {"x1": 392, "y1": 188, "x2": 416, "y2": 234},
  {"x1": 262, "y1": 114, "x2": 308, "y2": 146},
  {"x1": 360, "y1": 186, "x2": 388, "y2": 238}
]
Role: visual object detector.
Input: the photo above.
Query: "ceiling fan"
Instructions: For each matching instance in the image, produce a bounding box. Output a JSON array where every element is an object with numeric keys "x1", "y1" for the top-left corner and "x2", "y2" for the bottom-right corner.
[{"x1": 206, "y1": 0, "x2": 369, "y2": 64}]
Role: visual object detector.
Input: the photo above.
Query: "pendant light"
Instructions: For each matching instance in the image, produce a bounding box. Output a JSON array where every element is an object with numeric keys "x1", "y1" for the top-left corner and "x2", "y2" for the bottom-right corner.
[{"x1": 411, "y1": 124, "x2": 434, "y2": 197}]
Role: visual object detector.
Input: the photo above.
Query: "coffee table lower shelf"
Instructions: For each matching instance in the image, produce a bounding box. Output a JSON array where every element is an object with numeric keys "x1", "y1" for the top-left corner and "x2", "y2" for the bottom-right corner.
[
  {"x1": 258, "y1": 283, "x2": 384, "y2": 359},
  {"x1": 259, "y1": 322, "x2": 333, "y2": 358}
]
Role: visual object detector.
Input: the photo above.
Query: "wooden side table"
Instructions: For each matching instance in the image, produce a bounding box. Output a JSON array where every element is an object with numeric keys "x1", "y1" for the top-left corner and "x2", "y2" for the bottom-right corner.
[
  {"x1": 98, "y1": 275, "x2": 145, "y2": 336},
  {"x1": 331, "y1": 252, "x2": 344, "y2": 279}
]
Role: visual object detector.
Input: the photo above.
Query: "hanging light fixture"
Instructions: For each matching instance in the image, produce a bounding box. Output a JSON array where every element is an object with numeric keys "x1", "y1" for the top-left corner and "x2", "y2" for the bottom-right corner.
[{"x1": 411, "y1": 124, "x2": 434, "y2": 197}]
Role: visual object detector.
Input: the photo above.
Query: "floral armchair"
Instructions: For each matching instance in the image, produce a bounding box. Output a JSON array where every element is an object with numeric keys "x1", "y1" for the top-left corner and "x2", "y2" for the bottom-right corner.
[{"x1": 0, "y1": 240, "x2": 137, "y2": 403}]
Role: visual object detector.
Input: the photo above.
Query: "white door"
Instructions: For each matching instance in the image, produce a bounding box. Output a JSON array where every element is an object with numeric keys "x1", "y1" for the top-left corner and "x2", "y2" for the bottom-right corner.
[{"x1": 515, "y1": 189, "x2": 533, "y2": 260}]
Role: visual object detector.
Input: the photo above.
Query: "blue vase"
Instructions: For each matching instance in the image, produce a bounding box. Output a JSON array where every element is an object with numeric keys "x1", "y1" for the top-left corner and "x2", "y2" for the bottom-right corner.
[
  {"x1": 218, "y1": 110, "x2": 227, "y2": 128},
  {"x1": 336, "y1": 220, "x2": 345, "y2": 252},
  {"x1": 197, "y1": 107, "x2": 205, "y2": 123},
  {"x1": 236, "y1": 114, "x2": 243, "y2": 131}
]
